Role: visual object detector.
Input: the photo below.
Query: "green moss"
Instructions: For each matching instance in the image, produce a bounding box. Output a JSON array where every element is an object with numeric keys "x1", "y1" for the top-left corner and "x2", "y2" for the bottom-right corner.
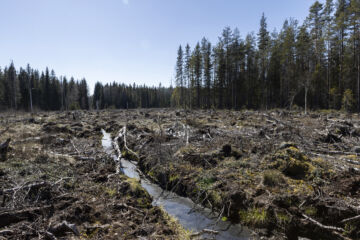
[
  {"x1": 344, "y1": 222, "x2": 357, "y2": 237},
  {"x1": 124, "y1": 178, "x2": 148, "y2": 198},
  {"x1": 148, "y1": 169, "x2": 157, "y2": 179},
  {"x1": 169, "y1": 174, "x2": 180, "y2": 183},
  {"x1": 263, "y1": 170, "x2": 286, "y2": 187},
  {"x1": 104, "y1": 187, "x2": 117, "y2": 198},
  {"x1": 208, "y1": 190, "x2": 222, "y2": 207},
  {"x1": 136, "y1": 198, "x2": 151, "y2": 208},
  {"x1": 122, "y1": 150, "x2": 139, "y2": 161},
  {"x1": 271, "y1": 147, "x2": 315, "y2": 179},
  {"x1": 304, "y1": 206, "x2": 317, "y2": 216},
  {"x1": 176, "y1": 145, "x2": 196, "y2": 156},
  {"x1": 239, "y1": 208, "x2": 269, "y2": 227},
  {"x1": 197, "y1": 176, "x2": 217, "y2": 190},
  {"x1": 158, "y1": 206, "x2": 191, "y2": 240},
  {"x1": 276, "y1": 211, "x2": 291, "y2": 225}
]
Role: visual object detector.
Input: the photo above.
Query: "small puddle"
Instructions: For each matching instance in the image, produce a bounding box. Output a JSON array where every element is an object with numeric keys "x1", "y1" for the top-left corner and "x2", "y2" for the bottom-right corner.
[{"x1": 102, "y1": 130, "x2": 250, "y2": 240}]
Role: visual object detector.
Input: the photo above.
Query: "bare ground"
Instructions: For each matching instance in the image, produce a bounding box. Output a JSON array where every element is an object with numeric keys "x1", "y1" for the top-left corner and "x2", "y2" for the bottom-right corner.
[{"x1": 1, "y1": 109, "x2": 360, "y2": 240}]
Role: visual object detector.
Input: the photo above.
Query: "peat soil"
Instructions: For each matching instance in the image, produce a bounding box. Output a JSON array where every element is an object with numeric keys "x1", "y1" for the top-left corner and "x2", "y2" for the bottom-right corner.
[
  {"x1": 0, "y1": 111, "x2": 188, "y2": 240},
  {"x1": 112, "y1": 109, "x2": 360, "y2": 240}
]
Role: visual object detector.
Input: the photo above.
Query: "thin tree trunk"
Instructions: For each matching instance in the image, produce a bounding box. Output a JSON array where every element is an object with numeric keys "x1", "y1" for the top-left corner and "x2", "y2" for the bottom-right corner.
[
  {"x1": 28, "y1": 77, "x2": 33, "y2": 113},
  {"x1": 305, "y1": 86, "x2": 308, "y2": 115},
  {"x1": 358, "y1": 53, "x2": 360, "y2": 112},
  {"x1": 327, "y1": 62, "x2": 330, "y2": 108},
  {"x1": 13, "y1": 79, "x2": 17, "y2": 110}
]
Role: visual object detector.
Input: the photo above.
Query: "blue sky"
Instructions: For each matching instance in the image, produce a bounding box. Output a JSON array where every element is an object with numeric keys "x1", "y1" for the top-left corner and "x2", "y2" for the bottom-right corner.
[{"x1": 0, "y1": 0, "x2": 318, "y2": 93}]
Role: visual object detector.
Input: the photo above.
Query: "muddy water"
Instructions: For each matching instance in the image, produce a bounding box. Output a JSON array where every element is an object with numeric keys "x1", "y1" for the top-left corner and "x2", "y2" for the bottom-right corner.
[{"x1": 102, "y1": 130, "x2": 250, "y2": 240}]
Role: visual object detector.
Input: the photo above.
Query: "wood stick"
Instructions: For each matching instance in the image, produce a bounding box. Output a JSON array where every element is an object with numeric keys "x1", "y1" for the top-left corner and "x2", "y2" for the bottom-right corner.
[{"x1": 302, "y1": 214, "x2": 344, "y2": 232}]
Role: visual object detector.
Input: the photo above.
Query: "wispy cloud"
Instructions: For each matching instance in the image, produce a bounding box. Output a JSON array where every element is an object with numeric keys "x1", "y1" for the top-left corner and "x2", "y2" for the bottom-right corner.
[{"x1": 122, "y1": 0, "x2": 129, "y2": 5}]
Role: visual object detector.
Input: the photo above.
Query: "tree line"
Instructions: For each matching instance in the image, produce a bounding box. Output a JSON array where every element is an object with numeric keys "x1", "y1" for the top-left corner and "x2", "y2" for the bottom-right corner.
[
  {"x1": 92, "y1": 82, "x2": 171, "y2": 109},
  {"x1": 0, "y1": 62, "x2": 171, "y2": 111},
  {"x1": 1, "y1": 0, "x2": 358, "y2": 112},
  {"x1": 0, "y1": 62, "x2": 90, "y2": 111},
  {"x1": 173, "y1": 0, "x2": 360, "y2": 112}
]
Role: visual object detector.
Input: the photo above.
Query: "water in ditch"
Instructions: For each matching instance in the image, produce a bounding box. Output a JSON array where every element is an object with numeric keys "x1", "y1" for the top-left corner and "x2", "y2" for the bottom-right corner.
[{"x1": 102, "y1": 130, "x2": 250, "y2": 240}]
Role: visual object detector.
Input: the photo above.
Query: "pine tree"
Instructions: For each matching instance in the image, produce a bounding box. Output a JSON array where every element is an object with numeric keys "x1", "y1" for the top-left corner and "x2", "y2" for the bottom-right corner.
[
  {"x1": 43, "y1": 68, "x2": 50, "y2": 110},
  {"x1": 78, "y1": 79, "x2": 89, "y2": 110},
  {"x1": 245, "y1": 33, "x2": 258, "y2": 108},
  {"x1": 213, "y1": 42, "x2": 226, "y2": 108},
  {"x1": 26, "y1": 64, "x2": 33, "y2": 112},
  {"x1": 192, "y1": 43, "x2": 202, "y2": 108},
  {"x1": 68, "y1": 77, "x2": 79, "y2": 110},
  {"x1": 184, "y1": 44, "x2": 191, "y2": 108},
  {"x1": 296, "y1": 25, "x2": 313, "y2": 114},
  {"x1": 258, "y1": 13, "x2": 270, "y2": 109},
  {"x1": 268, "y1": 29, "x2": 282, "y2": 107},
  {"x1": 221, "y1": 27, "x2": 233, "y2": 108},
  {"x1": 334, "y1": 0, "x2": 350, "y2": 96},
  {"x1": 348, "y1": 0, "x2": 360, "y2": 110},
  {"x1": 201, "y1": 38, "x2": 212, "y2": 108},
  {"x1": 323, "y1": 0, "x2": 335, "y2": 108},
  {"x1": 0, "y1": 68, "x2": 4, "y2": 108},
  {"x1": 279, "y1": 19, "x2": 297, "y2": 108},
  {"x1": 8, "y1": 62, "x2": 17, "y2": 110},
  {"x1": 307, "y1": 1, "x2": 327, "y2": 108},
  {"x1": 93, "y1": 82, "x2": 104, "y2": 110},
  {"x1": 18, "y1": 68, "x2": 29, "y2": 110},
  {"x1": 175, "y1": 45, "x2": 184, "y2": 107}
]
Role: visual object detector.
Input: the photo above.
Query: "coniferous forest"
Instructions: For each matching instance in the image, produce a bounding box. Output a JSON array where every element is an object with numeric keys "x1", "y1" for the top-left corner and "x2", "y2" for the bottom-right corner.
[
  {"x1": 1, "y1": 0, "x2": 359, "y2": 112},
  {"x1": 173, "y1": 0, "x2": 360, "y2": 112},
  {"x1": 0, "y1": 63, "x2": 171, "y2": 111}
]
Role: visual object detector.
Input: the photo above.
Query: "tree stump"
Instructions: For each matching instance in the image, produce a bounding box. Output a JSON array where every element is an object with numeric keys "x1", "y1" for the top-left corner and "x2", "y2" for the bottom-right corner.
[{"x1": 0, "y1": 138, "x2": 11, "y2": 162}]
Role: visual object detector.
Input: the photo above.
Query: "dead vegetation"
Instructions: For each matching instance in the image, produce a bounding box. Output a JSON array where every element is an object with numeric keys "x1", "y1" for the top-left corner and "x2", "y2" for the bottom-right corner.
[
  {"x1": 0, "y1": 111, "x2": 188, "y2": 240},
  {"x1": 1, "y1": 109, "x2": 360, "y2": 240},
  {"x1": 114, "y1": 109, "x2": 360, "y2": 240}
]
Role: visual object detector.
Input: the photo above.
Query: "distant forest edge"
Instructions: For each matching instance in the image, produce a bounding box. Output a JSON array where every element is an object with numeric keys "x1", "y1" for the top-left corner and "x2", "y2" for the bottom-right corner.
[
  {"x1": 0, "y1": 63, "x2": 171, "y2": 111},
  {"x1": 0, "y1": 0, "x2": 359, "y2": 112}
]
